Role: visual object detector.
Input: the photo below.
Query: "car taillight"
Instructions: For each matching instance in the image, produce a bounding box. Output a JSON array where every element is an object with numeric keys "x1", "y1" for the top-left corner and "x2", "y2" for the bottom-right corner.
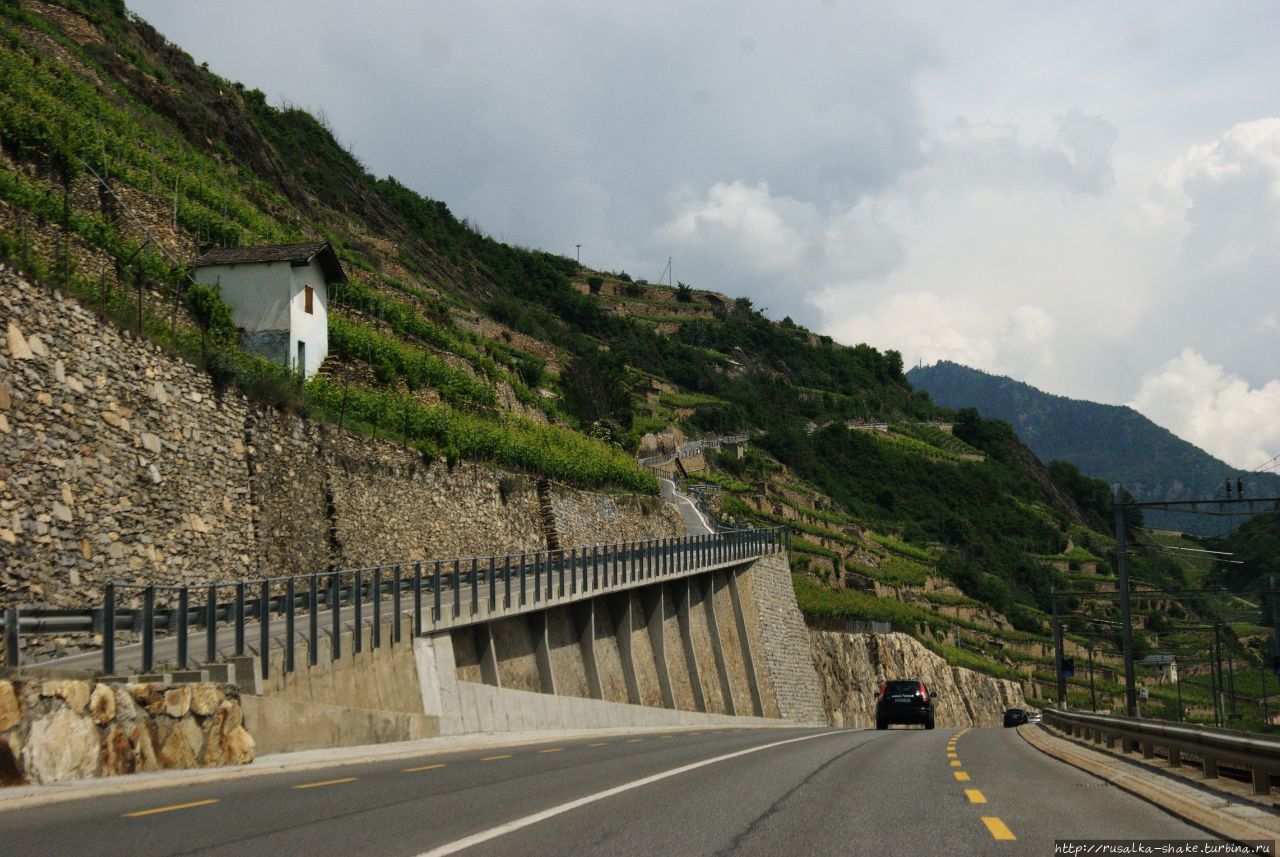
[
  {"x1": 878, "y1": 682, "x2": 887, "y2": 697},
  {"x1": 918, "y1": 683, "x2": 928, "y2": 702}
]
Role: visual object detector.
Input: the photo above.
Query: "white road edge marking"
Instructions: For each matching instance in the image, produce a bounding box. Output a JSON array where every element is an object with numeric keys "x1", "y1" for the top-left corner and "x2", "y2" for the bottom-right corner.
[{"x1": 415, "y1": 730, "x2": 847, "y2": 857}]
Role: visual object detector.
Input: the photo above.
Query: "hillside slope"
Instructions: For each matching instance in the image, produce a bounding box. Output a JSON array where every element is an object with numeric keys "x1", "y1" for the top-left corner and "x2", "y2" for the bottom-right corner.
[
  {"x1": 908, "y1": 360, "x2": 1280, "y2": 535},
  {"x1": 1, "y1": 0, "x2": 1236, "y2": 704}
]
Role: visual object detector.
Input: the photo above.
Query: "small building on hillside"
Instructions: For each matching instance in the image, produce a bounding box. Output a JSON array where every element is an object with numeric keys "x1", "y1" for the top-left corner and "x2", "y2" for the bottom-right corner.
[
  {"x1": 192, "y1": 242, "x2": 344, "y2": 378},
  {"x1": 1138, "y1": 654, "x2": 1178, "y2": 684}
]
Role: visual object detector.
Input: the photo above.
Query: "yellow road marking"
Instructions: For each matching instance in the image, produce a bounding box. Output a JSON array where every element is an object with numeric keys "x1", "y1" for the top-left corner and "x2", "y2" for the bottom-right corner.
[
  {"x1": 947, "y1": 752, "x2": 958, "y2": 759},
  {"x1": 982, "y1": 817, "x2": 1016, "y2": 840},
  {"x1": 293, "y1": 777, "x2": 356, "y2": 790},
  {"x1": 481, "y1": 755, "x2": 512, "y2": 761},
  {"x1": 965, "y1": 789, "x2": 987, "y2": 804},
  {"x1": 404, "y1": 763, "x2": 447, "y2": 772},
  {"x1": 537, "y1": 748, "x2": 564, "y2": 754},
  {"x1": 954, "y1": 771, "x2": 971, "y2": 782},
  {"x1": 626, "y1": 739, "x2": 643, "y2": 744},
  {"x1": 589, "y1": 742, "x2": 609, "y2": 747},
  {"x1": 123, "y1": 798, "x2": 219, "y2": 817},
  {"x1": 659, "y1": 735, "x2": 674, "y2": 739},
  {"x1": 950, "y1": 760, "x2": 962, "y2": 767}
]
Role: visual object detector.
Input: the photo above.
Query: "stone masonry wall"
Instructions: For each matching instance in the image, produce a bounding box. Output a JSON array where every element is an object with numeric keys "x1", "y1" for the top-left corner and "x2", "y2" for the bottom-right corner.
[
  {"x1": 0, "y1": 677, "x2": 253, "y2": 786},
  {"x1": 0, "y1": 269, "x2": 684, "y2": 636},
  {"x1": 0, "y1": 270, "x2": 258, "y2": 604},
  {"x1": 551, "y1": 485, "x2": 685, "y2": 548},
  {"x1": 745, "y1": 552, "x2": 828, "y2": 724}
]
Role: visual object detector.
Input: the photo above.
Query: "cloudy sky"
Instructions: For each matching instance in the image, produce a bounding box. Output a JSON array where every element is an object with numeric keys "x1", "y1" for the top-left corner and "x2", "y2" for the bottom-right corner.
[{"x1": 131, "y1": 1, "x2": 1280, "y2": 470}]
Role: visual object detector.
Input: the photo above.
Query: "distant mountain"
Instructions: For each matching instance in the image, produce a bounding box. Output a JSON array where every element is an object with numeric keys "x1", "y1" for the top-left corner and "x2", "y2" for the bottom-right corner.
[{"x1": 907, "y1": 361, "x2": 1280, "y2": 535}]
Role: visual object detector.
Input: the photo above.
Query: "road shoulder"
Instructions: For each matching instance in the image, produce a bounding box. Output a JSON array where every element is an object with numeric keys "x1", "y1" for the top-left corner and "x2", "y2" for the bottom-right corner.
[{"x1": 1020, "y1": 721, "x2": 1280, "y2": 846}]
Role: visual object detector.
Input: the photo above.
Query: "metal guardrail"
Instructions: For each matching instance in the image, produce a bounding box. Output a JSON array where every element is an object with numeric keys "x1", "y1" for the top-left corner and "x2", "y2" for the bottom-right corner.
[
  {"x1": 637, "y1": 434, "x2": 751, "y2": 468},
  {"x1": 3, "y1": 527, "x2": 787, "y2": 680},
  {"x1": 1043, "y1": 707, "x2": 1280, "y2": 794}
]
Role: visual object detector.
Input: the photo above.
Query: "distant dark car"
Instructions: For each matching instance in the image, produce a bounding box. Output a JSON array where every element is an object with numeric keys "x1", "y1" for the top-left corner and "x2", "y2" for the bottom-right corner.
[
  {"x1": 875, "y1": 679, "x2": 935, "y2": 730},
  {"x1": 1003, "y1": 707, "x2": 1028, "y2": 727}
]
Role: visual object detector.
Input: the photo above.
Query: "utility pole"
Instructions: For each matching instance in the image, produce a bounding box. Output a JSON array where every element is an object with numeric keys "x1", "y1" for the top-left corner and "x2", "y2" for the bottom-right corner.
[
  {"x1": 1226, "y1": 632, "x2": 1237, "y2": 720},
  {"x1": 1052, "y1": 586, "x2": 1066, "y2": 707},
  {"x1": 1088, "y1": 640, "x2": 1097, "y2": 713},
  {"x1": 1114, "y1": 485, "x2": 1138, "y2": 717},
  {"x1": 575, "y1": 244, "x2": 581, "y2": 265},
  {"x1": 1213, "y1": 621, "x2": 1224, "y2": 727}
]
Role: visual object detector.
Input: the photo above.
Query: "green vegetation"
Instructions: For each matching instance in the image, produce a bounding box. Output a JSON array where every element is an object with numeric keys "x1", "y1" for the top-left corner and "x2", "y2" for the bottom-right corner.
[{"x1": 305, "y1": 378, "x2": 656, "y2": 492}]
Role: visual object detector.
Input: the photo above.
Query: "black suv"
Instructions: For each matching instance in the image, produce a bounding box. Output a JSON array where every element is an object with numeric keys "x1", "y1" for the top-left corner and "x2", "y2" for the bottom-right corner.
[
  {"x1": 1002, "y1": 707, "x2": 1028, "y2": 727},
  {"x1": 875, "y1": 679, "x2": 935, "y2": 730}
]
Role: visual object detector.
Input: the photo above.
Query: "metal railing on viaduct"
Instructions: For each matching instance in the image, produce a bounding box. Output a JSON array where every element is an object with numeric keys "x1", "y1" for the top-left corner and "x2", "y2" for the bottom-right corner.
[{"x1": 3, "y1": 526, "x2": 789, "y2": 682}]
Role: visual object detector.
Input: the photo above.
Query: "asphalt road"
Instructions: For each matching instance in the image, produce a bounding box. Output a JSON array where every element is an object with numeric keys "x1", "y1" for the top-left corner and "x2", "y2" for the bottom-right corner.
[{"x1": 0, "y1": 725, "x2": 1203, "y2": 856}]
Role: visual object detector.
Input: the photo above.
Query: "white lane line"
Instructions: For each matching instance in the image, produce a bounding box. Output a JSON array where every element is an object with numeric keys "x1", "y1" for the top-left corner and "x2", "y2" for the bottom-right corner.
[{"x1": 414, "y1": 730, "x2": 847, "y2": 857}]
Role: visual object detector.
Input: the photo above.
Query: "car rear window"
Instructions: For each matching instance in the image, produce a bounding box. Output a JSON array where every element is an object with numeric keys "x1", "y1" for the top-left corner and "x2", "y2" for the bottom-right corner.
[{"x1": 885, "y1": 681, "x2": 920, "y2": 695}]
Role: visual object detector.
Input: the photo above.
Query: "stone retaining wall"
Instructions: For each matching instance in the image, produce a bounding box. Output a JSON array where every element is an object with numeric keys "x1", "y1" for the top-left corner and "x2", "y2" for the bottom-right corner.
[
  {"x1": 743, "y1": 552, "x2": 828, "y2": 724},
  {"x1": 0, "y1": 677, "x2": 253, "y2": 786},
  {"x1": 0, "y1": 270, "x2": 681, "y2": 654},
  {"x1": 810, "y1": 630, "x2": 1026, "y2": 728}
]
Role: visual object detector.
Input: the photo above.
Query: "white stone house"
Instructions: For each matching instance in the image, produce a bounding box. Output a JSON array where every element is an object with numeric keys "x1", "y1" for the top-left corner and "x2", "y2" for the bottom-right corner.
[
  {"x1": 192, "y1": 242, "x2": 344, "y2": 378},
  {"x1": 1138, "y1": 654, "x2": 1178, "y2": 684}
]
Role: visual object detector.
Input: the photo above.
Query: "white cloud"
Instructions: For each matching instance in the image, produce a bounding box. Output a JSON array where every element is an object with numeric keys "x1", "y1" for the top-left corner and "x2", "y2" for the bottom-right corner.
[
  {"x1": 1129, "y1": 349, "x2": 1280, "y2": 469},
  {"x1": 821, "y1": 293, "x2": 1056, "y2": 376}
]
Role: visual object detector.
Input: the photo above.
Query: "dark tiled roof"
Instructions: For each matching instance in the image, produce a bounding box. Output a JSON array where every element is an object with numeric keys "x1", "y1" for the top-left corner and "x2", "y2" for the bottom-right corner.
[{"x1": 193, "y1": 241, "x2": 345, "y2": 282}]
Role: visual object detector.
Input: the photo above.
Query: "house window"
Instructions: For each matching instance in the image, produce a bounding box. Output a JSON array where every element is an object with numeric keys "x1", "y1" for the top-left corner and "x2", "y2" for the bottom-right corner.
[{"x1": 304, "y1": 285, "x2": 315, "y2": 314}]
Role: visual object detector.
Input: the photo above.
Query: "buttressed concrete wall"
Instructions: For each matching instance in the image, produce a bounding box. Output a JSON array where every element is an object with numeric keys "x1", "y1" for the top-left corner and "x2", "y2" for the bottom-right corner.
[{"x1": 415, "y1": 551, "x2": 827, "y2": 733}]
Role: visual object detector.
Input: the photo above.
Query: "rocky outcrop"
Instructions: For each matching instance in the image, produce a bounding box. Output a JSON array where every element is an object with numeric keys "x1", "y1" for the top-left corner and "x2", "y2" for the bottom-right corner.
[
  {"x1": 0, "y1": 678, "x2": 254, "y2": 786},
  {"x1": 810, "y1": 631, "x2": 1026, "y2": 728}
]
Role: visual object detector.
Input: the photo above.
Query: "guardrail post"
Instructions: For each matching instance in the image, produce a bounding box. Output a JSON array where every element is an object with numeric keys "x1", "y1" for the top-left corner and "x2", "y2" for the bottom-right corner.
[
  {"x1": 470, "y1": 558, "x2": 479, "y2": 615},
  {"x1": 285, "y1": 577, "x2": 296, "y2": 674},
  {"x1": 103, "y1": 583, "x2": 115, "y2": 675},
  {"x1": 393, "y1": 565, "x2": 402, "y2": 645},
  {"x1": 372, "y1": 567, "x2": 381, "y2": 650},
  {"x1": 353, "y1": 570, "x2": 363, "y2": 653},
  {"x1": 3, "y1": 608, "x2": 18, "y2": 668},
  {"x1": 331, "y1": 573, "x2": 341, "y2": 661},
  {"x1": 259, "y1": 579, "x2": 270, "y2": 680},
  {"x1": 1202, "y1": 755, "x2": 1218, "y2": 779},
  {"x1": 309, "y1": 574, "x2": 319, "y2": 666},
  {"x1": 433, "y1": 560, "x2": 442, "y2": 622},
  {"x1": 176, "y1": 585, "x2": 189, "y2": 670},
  {"x1": 413, "y1": 563, "x2": 423, "y2": 637},
  {"x1": 503, "y1": 556, "x2": 512, "y2": 607},
  {"x1": 206, "y1": 583, "x2": 217, "y2": 665},
  {"x1": 488, "y1": 556, "x2": 497, "y2": 611},
  {"x1": 142, "y1": 585, "x2": 155, "y2": 672},
  {"x1": 533, "y1": 553, "x2": 543, "y2": 603},
  {"x1": 452, "y1": 560, "x2": 461, "y2": 618},
  {"x1": 518, "y1": 554, "x2": 527, "y2": 607},
  {"x1": 1252, "y1": 768, "x2": 1270, "y2": 795},
  {"x1": 235, "y1": 582, "x2": 245, "y2": 656}
]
